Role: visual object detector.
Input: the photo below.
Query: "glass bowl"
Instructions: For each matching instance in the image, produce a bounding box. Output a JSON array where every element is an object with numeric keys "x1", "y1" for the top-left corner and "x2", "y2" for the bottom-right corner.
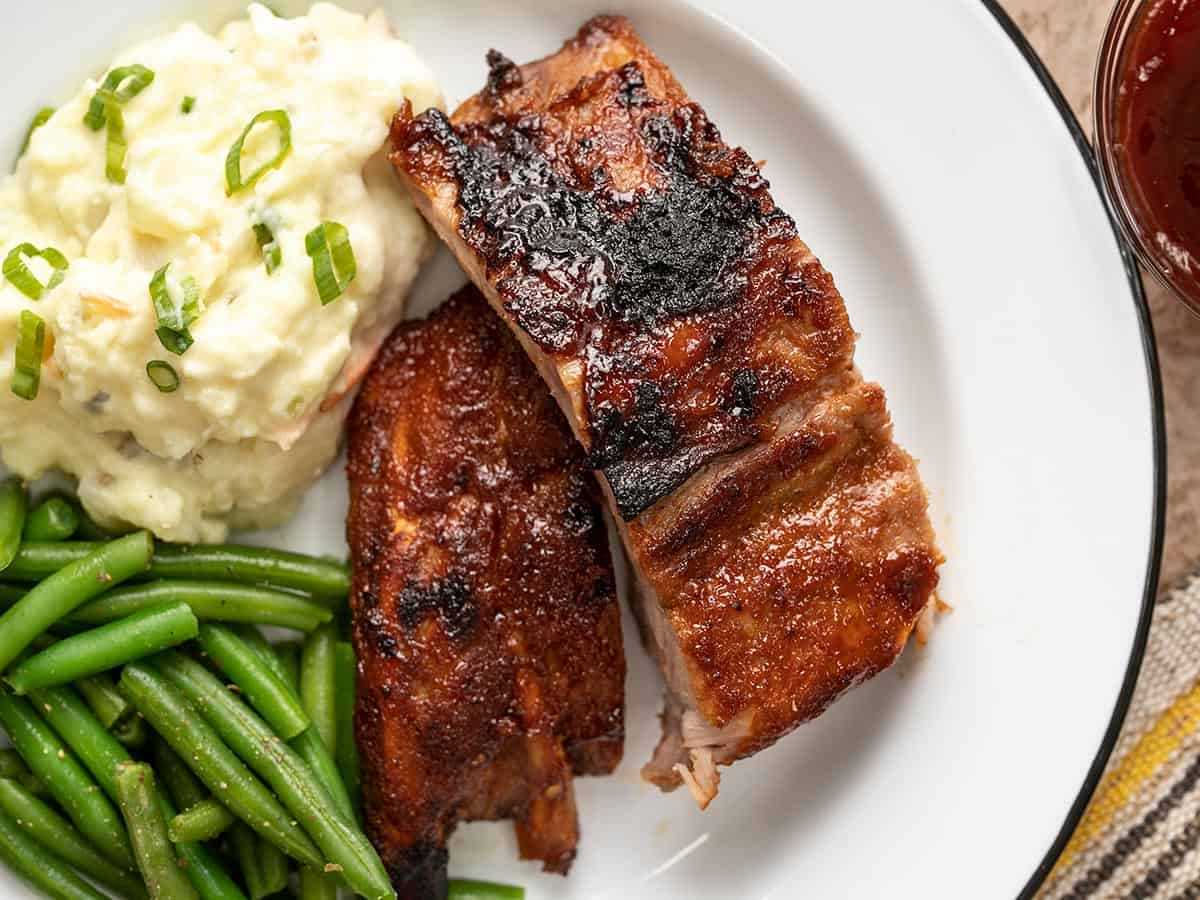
[{"x1": 1095, "y1": 0, "x2": 1200, "y2": 313}]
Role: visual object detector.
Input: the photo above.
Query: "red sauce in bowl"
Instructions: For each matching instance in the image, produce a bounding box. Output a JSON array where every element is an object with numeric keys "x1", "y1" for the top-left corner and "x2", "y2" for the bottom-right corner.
[{"x1": 1115, "y1": 0, "x2": 1200, "y2": 295}]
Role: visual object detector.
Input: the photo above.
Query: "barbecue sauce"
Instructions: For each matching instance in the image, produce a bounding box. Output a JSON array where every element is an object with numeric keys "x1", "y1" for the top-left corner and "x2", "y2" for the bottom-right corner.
[{"x1": 1116, "y1": 0, "x2": 1200, "y2": 289}]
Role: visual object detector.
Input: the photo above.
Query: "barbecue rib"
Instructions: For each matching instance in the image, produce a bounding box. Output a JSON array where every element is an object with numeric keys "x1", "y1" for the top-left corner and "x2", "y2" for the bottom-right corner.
[
  {"x1": 345, "y1": 287, "x2": 625, "y2": 899},
  {"x1": 390, "y1": 15, "x2": 942, "y2": 808}
]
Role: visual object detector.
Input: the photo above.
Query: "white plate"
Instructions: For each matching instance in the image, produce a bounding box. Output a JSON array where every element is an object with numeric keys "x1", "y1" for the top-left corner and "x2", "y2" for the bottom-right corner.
[{"x1": 0, "y1": 1, "x2": 1163, "y2": 898}]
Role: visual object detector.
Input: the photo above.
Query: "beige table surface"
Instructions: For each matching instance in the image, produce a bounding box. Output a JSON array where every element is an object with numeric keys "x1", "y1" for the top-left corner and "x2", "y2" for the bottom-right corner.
[{"x1": 1004, "y1": 0, "x2": 1194, "y2": 592}]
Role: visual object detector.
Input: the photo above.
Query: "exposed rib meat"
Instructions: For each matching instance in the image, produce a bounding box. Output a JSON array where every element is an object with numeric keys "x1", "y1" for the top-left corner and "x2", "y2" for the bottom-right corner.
[
  {"x1": 390, "y1": 15, "x2": 942, "y2": 808},
  {"x1": 345, "y1": 287, "x2": 624, "y2": 898}
]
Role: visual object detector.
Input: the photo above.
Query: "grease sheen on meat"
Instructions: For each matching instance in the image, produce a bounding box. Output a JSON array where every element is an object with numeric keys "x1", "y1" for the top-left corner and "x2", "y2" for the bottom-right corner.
[
  {"x1": 346, "y1": 288, "x2": 624, "y2": 899},
  {"x1": 390, "y1": 15, "x2": 941, "y2": 808}
]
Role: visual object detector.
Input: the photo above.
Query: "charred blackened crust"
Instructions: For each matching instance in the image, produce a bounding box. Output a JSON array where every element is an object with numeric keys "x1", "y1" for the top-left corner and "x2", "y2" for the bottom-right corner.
[
  {"x1": 390, "y1": 15, "x2": 856, "y2": 520},
  {"x1": 346, "y1": 287, "x2": 624, "y2": 897}
]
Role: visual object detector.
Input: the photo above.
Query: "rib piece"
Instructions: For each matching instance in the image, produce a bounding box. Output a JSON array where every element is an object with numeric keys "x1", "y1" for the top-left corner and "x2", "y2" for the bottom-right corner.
[
  {"x1": 346, "y1": 287, "x2": 624, "y2": 899},
  {"x1": 390, "y1": 15, "x2": 942, "y2": 808}
]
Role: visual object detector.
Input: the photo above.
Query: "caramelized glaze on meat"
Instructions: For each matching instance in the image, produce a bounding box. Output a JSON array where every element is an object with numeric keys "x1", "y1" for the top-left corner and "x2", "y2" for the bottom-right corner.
[
  {"x1": 390, "y1": 16, "x2": 941, "y2": 808},
  {"x1": 394, "y1": 24, "x2": 854, "y2": 520},
  {"x1": 346, "y1": 288, "x2": 624, "y2": 898}
]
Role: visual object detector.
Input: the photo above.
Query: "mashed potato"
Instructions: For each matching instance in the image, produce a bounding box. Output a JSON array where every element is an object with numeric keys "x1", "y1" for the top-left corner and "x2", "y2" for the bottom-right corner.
[{"x1": 0, "y1": 4, "x2": 441, "y2": 541}]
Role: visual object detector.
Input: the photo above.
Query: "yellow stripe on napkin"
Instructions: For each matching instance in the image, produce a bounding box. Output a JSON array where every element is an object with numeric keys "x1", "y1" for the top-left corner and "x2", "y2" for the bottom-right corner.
[{"x1": 1055, "y1": 678, "x2": 1200, "y2": 871}]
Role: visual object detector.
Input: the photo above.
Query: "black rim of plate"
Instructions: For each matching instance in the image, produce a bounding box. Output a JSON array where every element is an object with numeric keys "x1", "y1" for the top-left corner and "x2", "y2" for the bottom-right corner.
[{"x1": 979, "y1": 2, "x2": 1167, "y2": 898}]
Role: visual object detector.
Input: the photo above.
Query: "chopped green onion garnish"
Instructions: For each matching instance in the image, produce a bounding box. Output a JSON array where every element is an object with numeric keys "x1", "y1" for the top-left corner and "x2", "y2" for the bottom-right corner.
[
  {"x1": 102, "y1": 96, "x2": 128, "y2": 184},
  {"x1": 83, "y1": 64, "x2": 154, "y2": 131},
  {"x1": 181, "y1": 96, "x2": 195, "y2": 114},
  {"x1": 225, "y1": 110, "x2": 292, "y2": 195},
  {"x1": 253, "y1": 222, "x2": 282, "y2": 274},
  {"x1": 81, "y1": 64, "x2": 154, "y2": 184},
  {"x1": 304, "y1": 222, "x2": 355, "y2": 305},
  {"x1": 3, "y1": 244, "x2": 68, "y2": 301},
  {"x1": 11, "y1": 310, "x2": 45, "y2": 401},
  {"x1": 145, "y1": 360, "x2": 180, "y2": 393},
  {"x1": 149, "y1": 262, "x2": 201, "y2": 355},
  {"x1": 19, "y1": 107, "x2": 54, "y2": 158}
]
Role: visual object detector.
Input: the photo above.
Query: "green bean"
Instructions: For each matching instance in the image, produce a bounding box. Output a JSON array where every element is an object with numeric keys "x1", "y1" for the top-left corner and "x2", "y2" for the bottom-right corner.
[
  {"x1": 116, "y1": 762, "x2": 201, "y2": 900},
  {"x1": 149, "y1": 735, "x2": 207, "y2": 811},
  {"x1": 335, "y1": 641, "x2": 361, "y2": 820},
  {"x1": 300, "y1": 867, "x2": 338, "y2": 900},
  {"x1": 0, "y1": 532, "x2": 153, "y2": 673},
  {"x1": 133, "y1": 745, "x2": 247, "y2": 899},
  {"x1": 228, "y1": 823, "x2": 259, "y2": 898},
  {"x1": 257, "y1": 838, "x2": 289, "y2": 898},
  {"x1": 291, "y1": 625, "x2": 356, "y2": 823},
  {"x1": 8, "y1": 601, "x2": 198, "y2": 694},
  {"x1": 27, "y1": 684, "x2": 131, "y2": 803},
  {"x1": 74, "y1": 673, "x2": 131, "y2": 729},
  {"x1": 268, "y1": 632, "x2": 355, "y2": 825},
  {"x1": 0, "y1": 807, "x2": 109, "y2": 900},
  {"x1": 300, "y1": 626, "x2": 337, "y2": 752},
  {"x1": 22, "y1": 496, "x2": 80, "y2": 542},
  {"x1": 152, "y1": 544, "x2": 349, "y2": 599},
  {"x1": 290, "y1": 728, "x2": 355, "y2": 825},
  {"x1": 40, "y1": 623, "x2": 137, "y2": 766},
  {"x1": 3, "y1": 542, "x2": 123, "y2": 580},
  {"x1": 198, "y1": 624, "x2": 309, "y2": 739},
  {"x1": 0, "y1": 478, "x2": 27, "y2": 573},
  {"x1": 0, "y1": 777, "x2": 147, "y2": 898},
  {"x1": 162, "y1": 799, "x2": 248, "y2": 900},
  {"x1": 0, "y1": 692, "x2": 133, "y2": 868},
  {"x1": 230, "y1": 822, "x2": 289, "y2": 900},
  {"x1": 66, "y1": 581, "x2": 332, "y2": 632},
  {"x1": 447, "y1": 880, "x2": 526, "y2": 900},
  {"x1": 9, "y1": 542, "x2": 349, "y2": 599},
  {"x1": 119, "y1": 662, "x2": 322, "y2": 868},
  {"x1": 0, "y1": 747, "x2": 46, "y2": 796},
  {"x1": 238, "y1": 628, "x2": 352, "y2": 822},
  {"x1": 0, "y1": 583, "x2": 23, "y2": 609},
  {"x1": 155, "y1": 651, "x2": 394, "y2": 900},
  {"x1": 233, "y1": 626, "x2": 289, "y2": 682},
  {"x1": 276, "y1": 641, "x2": 301, "y2": 692},
  {"x1": 169, "y1": 797, "x2": 236, "y2": 843}
]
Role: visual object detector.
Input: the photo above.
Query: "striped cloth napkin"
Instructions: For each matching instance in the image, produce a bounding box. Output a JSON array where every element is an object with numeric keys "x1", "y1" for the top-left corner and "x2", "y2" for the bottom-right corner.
[{"x1": 1038, "y1": 570, "x2": 1200, "y2": 899}]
